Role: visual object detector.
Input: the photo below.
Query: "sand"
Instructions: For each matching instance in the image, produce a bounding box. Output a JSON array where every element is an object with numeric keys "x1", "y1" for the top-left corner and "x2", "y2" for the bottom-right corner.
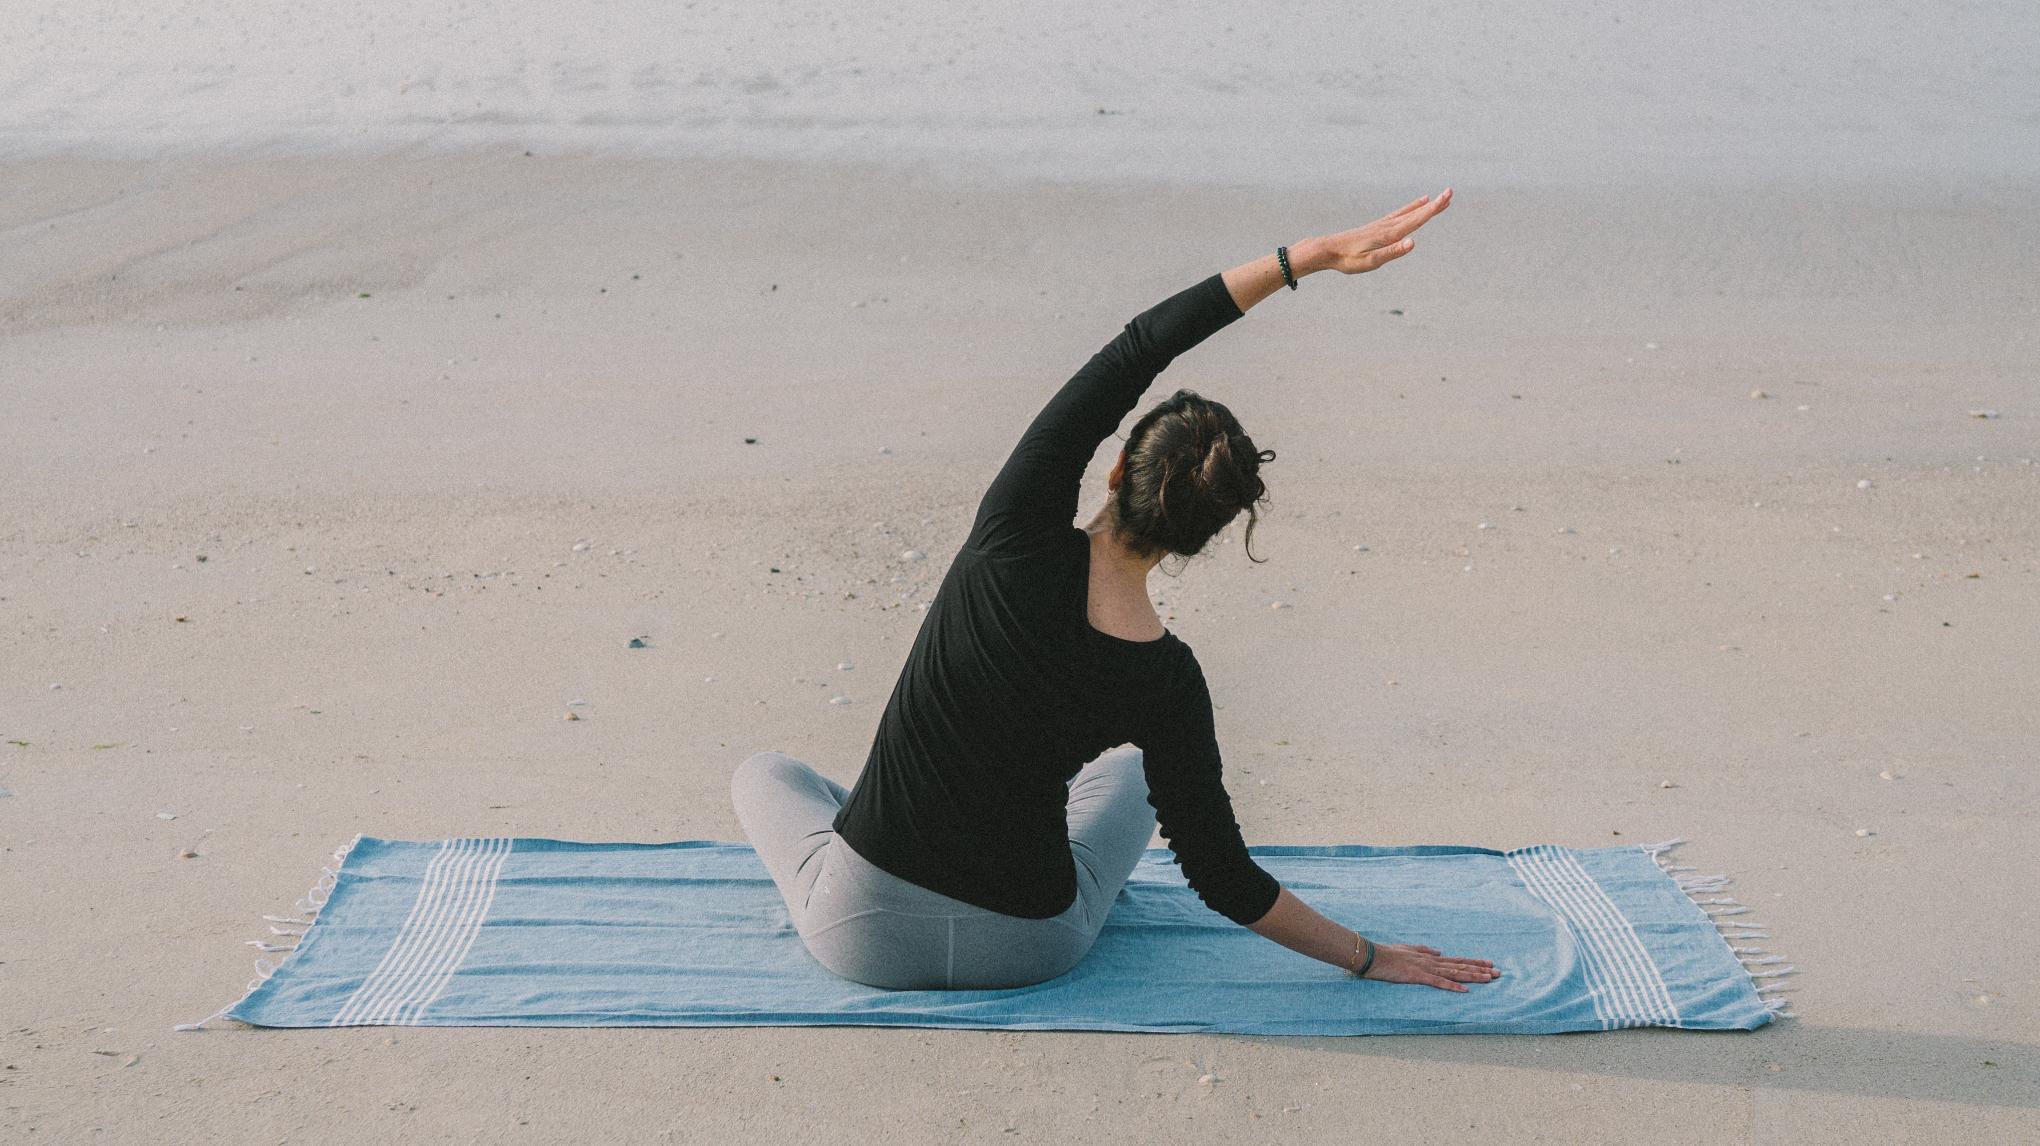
[{"x1": 3, "y1": 4, "x2": 2038, "y2": 1141}]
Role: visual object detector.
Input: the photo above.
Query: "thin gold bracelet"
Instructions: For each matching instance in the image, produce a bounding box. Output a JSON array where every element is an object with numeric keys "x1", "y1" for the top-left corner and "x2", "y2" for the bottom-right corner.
[{"x1": 1348, "y1": 930, "x2": 1377, "y2": 978}]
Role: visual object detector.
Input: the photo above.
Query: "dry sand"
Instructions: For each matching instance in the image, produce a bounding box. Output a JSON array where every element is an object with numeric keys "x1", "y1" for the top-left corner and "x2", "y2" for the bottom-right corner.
[{"x1": 4, "y1": 3, "x2": 2039, "y2": 1142}]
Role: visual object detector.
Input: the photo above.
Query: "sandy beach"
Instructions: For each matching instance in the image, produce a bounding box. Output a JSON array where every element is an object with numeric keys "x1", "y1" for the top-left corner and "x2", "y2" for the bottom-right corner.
[{"x1": 4, "y1": 3, "x2": 2038, "y2": 1141}]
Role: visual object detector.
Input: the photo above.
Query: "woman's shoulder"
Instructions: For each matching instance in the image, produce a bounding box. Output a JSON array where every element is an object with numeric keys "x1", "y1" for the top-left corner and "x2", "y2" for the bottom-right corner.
[{"x1": 956, "y1": 522, "x2": 1089, "y2": 562}]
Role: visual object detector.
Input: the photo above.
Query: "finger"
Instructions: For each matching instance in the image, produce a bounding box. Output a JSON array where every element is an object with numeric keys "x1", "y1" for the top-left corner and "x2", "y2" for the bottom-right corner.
[
  {"x1": 1413, "y1": 946, "x2": 1442, "y2": 955},
  {"x1": 1385, "y1": 194, "x2": 1431, "y2": 220},
  {"x1": 1438, "y1": 956, "x2": 1495, "y2": 968},
  {"x1": 1425, "y1": 976, "x2": 1470, "y2": 992},
  {"x1": 1388, "y1": 191, "x2": 1453, "y2": 239},
  {"x1": 1368, "y1": 238, "x2": 1414, "y2": 267}
]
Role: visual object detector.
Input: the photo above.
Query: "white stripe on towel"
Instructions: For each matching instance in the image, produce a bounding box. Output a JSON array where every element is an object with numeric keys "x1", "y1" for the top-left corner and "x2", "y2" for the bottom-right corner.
[
  {"x1": 1544, "y1": 846, "x2": 1679, "y2": 1025},
  {"x1": 1513, "y1": 846, "x2": 1647, "y2": 1026},
  {"x1": 1513, "y1": 847, "x2": 1647, "y2": 1027},
  {"x1": 329, "y1": 838, "x2": 512, "y2": 1027},
  {"x1": 330, "y1": 838, "x2": 465, "y2": 1027},
  {"x1": 343, "y1": 838, "x2": 492, "y2": 1026},
  {"x1": 396, "y1": 838, "x2": 512, "y2": 1025},
  {"x1": 1508, "y1": 845, "x2": 1680, "y2": 1029},
  {"x1": 362, "y1": 837, "x2": 504, "y2": 1026}
]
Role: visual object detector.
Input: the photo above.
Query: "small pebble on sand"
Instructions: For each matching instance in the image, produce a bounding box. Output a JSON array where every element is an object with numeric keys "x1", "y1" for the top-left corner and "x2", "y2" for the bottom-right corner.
[
  {"x1": 1857, "y1": 479, "x2": 1874, "y2": 489},
  {"x1": 1855, "y1": 828, "x2": 1873, "y2": 837},
  {"x1": 1750, "y1": 389, "x2": 1769, "y2": 399},
  {"x1": 1879, "y1": 770, "x2": 1895, "y2": 780},
  {"x1": 1660, "y1": 780, "x2": 1676, "y2": 789},
  {"x1": 563, "y1": 711, "x2": 580, "y2": 721},
  {"x1": 1270, "y1": 601, "x2": 1290, "y2": 609},
  {"x1": 156, "y1": 812, "x2": 177, "y2": 820},
  {"x1": 179, "y1": 849, "x2": 199, "y2": 859},
  {"x1": 1968, "y1": 410, "x2": 2000, "y2": 419},
  {"x1": 1477, "y1": 522, "x2": 1494, "y2": 530},
  {"x1": 837, "y1": 661, "x2": 854, "y2": 671},
  {"x1": 829, "y1": 696, "x2": 853, "y2": 706},
  {"x1": 572, "y1": 542, "x2": 590, "y2": 552},
  {"x1": 901, "y1": 549, "x2": 926, "y2": 562}
]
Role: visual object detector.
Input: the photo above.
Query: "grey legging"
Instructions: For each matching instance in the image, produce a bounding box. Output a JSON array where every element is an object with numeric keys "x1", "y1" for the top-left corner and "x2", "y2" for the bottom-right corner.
[{"x1": 729, "y1": 746, "x2": 1157, "y2": 990}]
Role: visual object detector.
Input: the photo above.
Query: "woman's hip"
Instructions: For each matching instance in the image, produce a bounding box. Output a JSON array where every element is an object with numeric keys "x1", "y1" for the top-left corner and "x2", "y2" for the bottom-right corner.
[{"x1": 799, "y1": 836, "x2": 1096, "y2": 990}]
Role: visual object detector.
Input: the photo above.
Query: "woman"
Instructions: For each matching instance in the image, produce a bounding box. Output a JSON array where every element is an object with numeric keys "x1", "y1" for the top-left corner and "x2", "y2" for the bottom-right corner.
[{"x1": 732, "y1": 188, "x2": 1499, "y2": 994}]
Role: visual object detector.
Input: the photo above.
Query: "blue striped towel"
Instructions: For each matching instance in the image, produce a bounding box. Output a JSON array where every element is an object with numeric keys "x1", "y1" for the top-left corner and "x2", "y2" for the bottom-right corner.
[{"x1": 184, "y1": 837, "x2": 1794, "y2": 1034}]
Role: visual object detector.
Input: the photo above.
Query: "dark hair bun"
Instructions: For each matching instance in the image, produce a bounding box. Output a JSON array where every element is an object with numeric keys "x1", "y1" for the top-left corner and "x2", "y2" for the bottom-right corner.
[{"x1": 1114, "y1": 389, "x2": 1276, "y2": 563}]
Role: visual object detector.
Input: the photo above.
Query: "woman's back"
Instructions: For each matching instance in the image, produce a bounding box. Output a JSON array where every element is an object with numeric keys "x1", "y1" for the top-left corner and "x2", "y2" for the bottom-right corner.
[{"x1": 831, "y1": 273, "x2": 1281, "y2": 928}]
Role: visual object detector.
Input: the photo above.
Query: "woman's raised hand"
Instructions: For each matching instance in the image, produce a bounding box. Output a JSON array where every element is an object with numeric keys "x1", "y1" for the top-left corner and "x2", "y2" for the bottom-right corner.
[
  {"x1": 1307, "y1": 187, "x2": 1452, "y2": 275},
  {"x1": 1360, "y1": 940, "x2": 1499, "y2": 992}
]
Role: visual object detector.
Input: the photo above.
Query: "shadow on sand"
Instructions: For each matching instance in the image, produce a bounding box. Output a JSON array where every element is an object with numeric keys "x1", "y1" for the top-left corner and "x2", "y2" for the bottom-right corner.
[{"x1": 1221, "y1": 1025, "x2": 2037, "y2": 1109}]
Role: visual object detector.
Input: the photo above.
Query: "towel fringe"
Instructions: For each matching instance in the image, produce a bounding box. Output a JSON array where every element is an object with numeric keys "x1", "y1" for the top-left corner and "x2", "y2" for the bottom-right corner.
[
  {"x1": 1641, "y1": 838, "x2": 1799, "y2": 1022},
  {"x1": 178, "y1": 833, "x2": 363, "y2": 1032}
]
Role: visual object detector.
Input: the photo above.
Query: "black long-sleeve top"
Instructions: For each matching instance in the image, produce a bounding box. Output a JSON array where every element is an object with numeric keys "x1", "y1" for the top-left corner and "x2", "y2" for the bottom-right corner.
[{"x1": 831, "y1": 272, "x2": 1283, "y2": 927}]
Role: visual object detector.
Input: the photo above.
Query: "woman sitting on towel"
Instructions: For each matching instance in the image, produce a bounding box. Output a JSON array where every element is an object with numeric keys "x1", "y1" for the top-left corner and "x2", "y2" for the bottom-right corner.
[{"x1": 732, "y1": 188, "x2": 1499, "y2": 993}]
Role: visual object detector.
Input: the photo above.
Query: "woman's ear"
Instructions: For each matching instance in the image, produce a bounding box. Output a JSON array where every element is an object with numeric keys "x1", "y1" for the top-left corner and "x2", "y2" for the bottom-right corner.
[{"x1": 1108, "y1": 448, "x2": 1127, "y2": 492}]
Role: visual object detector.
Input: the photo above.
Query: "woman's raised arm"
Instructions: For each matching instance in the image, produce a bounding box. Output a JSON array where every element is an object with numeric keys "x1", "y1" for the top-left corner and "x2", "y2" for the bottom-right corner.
[{"x1": 1219, "y1": 187, "x2": 1453, "y2": 314}]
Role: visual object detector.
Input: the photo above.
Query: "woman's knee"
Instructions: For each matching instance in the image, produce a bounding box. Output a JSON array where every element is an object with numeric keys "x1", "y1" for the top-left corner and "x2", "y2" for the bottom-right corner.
[
  {"x1": 730, "y1": 750, "x2": 804, "y2": 801},
  {"x1": 1075, "y1": 743, "x2": 1146, "y2": 787}
]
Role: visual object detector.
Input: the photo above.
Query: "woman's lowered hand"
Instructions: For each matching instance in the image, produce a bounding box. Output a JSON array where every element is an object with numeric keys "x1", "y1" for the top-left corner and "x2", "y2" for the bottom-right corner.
[{"x1": 1360, "y1": 940, "x2": 1499, "y2": 992}]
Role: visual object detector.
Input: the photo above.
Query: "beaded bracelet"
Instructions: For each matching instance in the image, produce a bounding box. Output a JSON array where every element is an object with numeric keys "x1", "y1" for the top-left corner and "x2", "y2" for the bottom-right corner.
[
  {"x1": 1276, "y1": 245, "x2": 1298, "y2": 290},
  {"x1": 1348, "y1": 931, "x2": 1376, "y2": 978}
]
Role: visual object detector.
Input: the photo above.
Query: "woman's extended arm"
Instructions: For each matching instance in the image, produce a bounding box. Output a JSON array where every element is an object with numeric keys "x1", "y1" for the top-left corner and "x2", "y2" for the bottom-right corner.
[
  {"x1": 1247, "y1": 885, "x2": 1500, "y2": 991},
  {"x1": 1219, "y1": 187, "x2": 1454, "y2": 314}
]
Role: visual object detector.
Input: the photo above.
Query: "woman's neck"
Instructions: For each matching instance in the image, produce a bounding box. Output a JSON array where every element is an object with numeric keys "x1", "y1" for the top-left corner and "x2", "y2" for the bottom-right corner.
[{"x1": 1083, "y1": 506, "x2": 1163, "y2": 583}]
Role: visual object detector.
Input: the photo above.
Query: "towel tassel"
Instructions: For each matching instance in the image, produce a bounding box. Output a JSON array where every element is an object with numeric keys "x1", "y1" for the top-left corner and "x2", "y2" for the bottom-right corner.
[
  {"x1": 178, "y1": 833, "x2": 363, "y2": 1032},
  {"x1": 1640, "y1": 837, "x2": 1800, "y2": 1022}
]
